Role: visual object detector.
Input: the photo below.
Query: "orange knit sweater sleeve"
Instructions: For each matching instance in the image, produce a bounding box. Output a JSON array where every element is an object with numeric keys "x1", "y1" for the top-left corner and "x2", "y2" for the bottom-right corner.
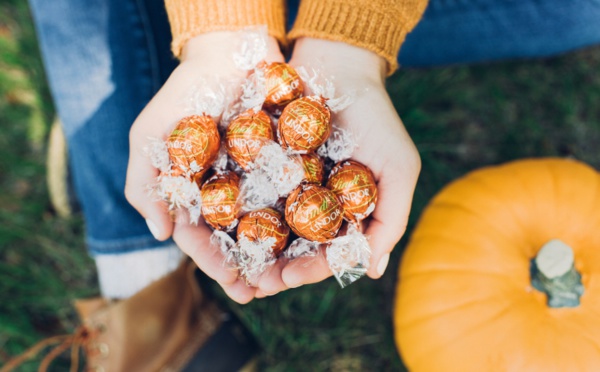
[
  {"x1": 164, "y1": 0, "x2": 286, "y2": 58},
  {"x1": 289, "y1": 0, "x2": 429, "y2": 74}
]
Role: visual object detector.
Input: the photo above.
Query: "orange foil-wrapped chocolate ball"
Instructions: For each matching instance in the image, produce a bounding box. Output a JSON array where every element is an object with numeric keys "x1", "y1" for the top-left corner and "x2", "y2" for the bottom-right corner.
[
  {"x1": 300, "y1": 153, "x2": 324, "y2": 184},
  {"x1": 237, "y1": 208, "x2": 290, "y2": 256},
  {"x1": 263, "y1": 62, "x2": 303, "y2": 110},
  {"x1": 167, "y1": 115, "x2": 220, "y2": 175},
  {"x1": 285, "y1": 184, "x2": 343, "y2": 242},
  {"x1": 200, "y1": 171, "x2": 241, "y2": 231},
  {"x1": 326, "y1": 160, "x2": 378, "y2": 223},
  {"x1": 225, "y1": 110, "x2": 274, "y2": 171},
  {"x1": 278, "y1": 96, "x2": 331, "y2": 153}
]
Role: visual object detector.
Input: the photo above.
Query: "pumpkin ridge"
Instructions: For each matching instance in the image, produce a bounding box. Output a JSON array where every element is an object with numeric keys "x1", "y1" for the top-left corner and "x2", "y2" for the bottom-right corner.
[
  {"x1": 562, "y1": 320, "x2": 600, "y2": 357},
  {"x1": 407, "y1": 297, "x2": 528, "y2": 370},
  {"x1": 397, "y1": 294, "x2": 512, "y2": 327},
  {"x1": 423, "y1": 201, "x2": 525, "y2": 245},
  {"x1": 401, "y1": 267, "x2": 523, "y2": 285}
]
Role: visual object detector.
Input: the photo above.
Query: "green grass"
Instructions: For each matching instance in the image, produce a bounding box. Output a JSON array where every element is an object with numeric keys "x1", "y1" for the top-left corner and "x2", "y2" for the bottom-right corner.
[{"x1": 1, "y1": 0, "x2": 600, "y2": 371}]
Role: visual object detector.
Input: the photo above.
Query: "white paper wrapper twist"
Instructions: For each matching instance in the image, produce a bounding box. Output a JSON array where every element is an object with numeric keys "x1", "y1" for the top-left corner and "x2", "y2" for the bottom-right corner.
[
  {"x1": 211, "y1": 230, "x2": 237, "y2": 256},
  {"x1": 296, "y1": 66, "x2": 355, "y2": 113},
  {"x1": 145, "y1": 137, "x2": 171, "y2": 173},
  {"x1": 182, "y1": 76, "x2": 228, "y2": 118},
  {"x1": 230, "y1": 234, "x2": 277, "y2": 285},
  {"x1": 148, "y1": 174, "x2": 202, "y2": 225},
  {"x1": 284, "y1": 238, "x2": 320, "y2": 259},
  {"x1": 233, "y1": 27, "x2": 268, "y2": 71},
  {"x1": 326, "y1": 224, "x2": 372, "y2": 288},
  {"x1": 317, "y1": 125, "x2": 357, "y2": 163}
]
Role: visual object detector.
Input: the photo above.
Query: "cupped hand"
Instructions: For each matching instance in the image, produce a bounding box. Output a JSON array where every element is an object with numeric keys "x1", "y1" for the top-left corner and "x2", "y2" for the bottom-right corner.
[
  {"x1": 255, "y1": 37, "x2": 421, "y2": 297},
  {"x1": 125, "y1": 32, "x2": 284, "y2": 304}
]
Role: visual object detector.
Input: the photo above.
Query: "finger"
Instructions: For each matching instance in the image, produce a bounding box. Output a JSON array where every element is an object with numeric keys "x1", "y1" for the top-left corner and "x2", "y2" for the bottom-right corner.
[
  {"x1": 173, "y1": 222, "x2": 239, "y2": 286},
  {"x1": 257, "y1": 259, "x2": 288, "y2": 296},
  {"x1": 365, "y1": 159, "x2": 419, "y2": 279},
  {"x1": 281, "y1": 248, "x2": 332, "y2": 288},
  {"x1": 125, "y1": 148, "x2": 174, "y2": 241},
  {"x1": 220, "y1": 279, "x2": 256, "y2": 304},
  {"x1": 255, "y1": 289, "x2": 267, "y2": 299}
]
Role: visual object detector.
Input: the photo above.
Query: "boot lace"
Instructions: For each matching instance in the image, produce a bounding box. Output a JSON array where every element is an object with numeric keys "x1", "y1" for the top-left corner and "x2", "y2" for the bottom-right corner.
[{"x1": 0, "y1": 324, "x2": 105, "y2": 372}]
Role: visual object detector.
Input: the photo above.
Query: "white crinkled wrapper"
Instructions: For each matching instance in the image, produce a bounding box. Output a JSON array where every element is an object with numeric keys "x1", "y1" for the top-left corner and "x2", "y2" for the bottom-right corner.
[
  {"x1": 211, "y1": 230, "x2": 237, "y2": 256},
  {"x1": 144, "y1": 137, "x2": 171, "y2": 173},
  {"x1": 228, "y1": 234, "x2": 277, "y2": 285},
  {"x1": 145, "y1": 137, "x2": 203, "y2": 224},
  {"x1": 284, "y1": 238, "x2": 320, "y2": 259},
  {"x1": 317, "y1": 125, "x2": 357, "y2": 163},
  {"x1": 326, "y1": 224, "x2": 372, "y2": 288},
  {"x1": 239, "y1": 67, "x2": 266, "y2": 114},
  {"x1": 238, "y1": 170, "x2": 279, "y2": 211},
  {"x1": 233, "y1": 27, "x2": 268, "y2": 71},
  {"x1": 149, "y1": 174, "x2": 203, "y2": 225},
  {"x1": 237, "y1": 143, "x2": 305, "y2": 211},
  {"x1": 254, "y1": 143, "x2": 304, "y2": 196},
  {"x1": 182, "y1": 76, "x2": 228, "y2": 119},
  {"x1": 296, "y1": 66, "x2": 355, "y2": 113}
]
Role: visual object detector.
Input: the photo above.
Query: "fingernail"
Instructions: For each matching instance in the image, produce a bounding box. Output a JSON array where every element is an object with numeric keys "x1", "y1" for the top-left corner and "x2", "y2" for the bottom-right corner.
[
  {"x1": 377, "y1": 254, "x2": 390, "y2": 276},
  {"x1": 146, "y1": 218, "x2": 160, "y2": 240}
]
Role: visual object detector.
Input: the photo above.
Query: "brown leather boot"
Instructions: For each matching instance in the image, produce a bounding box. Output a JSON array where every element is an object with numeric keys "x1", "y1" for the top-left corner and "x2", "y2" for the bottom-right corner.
[
  {"x1": 2, "y1": 260, "x2": 258, "y2": 372},
  {"x1": 75, "y1": 259, "x2": 226, "y2": 372}
]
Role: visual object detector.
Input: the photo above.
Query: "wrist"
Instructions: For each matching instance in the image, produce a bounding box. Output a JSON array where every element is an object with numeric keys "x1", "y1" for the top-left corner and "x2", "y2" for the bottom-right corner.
[
  {"x1": 180, "y1": 31, "x2": 283, "y2": 73},
  {"x1": 181, "y1": 31, "x2": 281, "y2": 62},
  {"x1": 292, "y1": 37, "x2": 386, "y2": 85}
]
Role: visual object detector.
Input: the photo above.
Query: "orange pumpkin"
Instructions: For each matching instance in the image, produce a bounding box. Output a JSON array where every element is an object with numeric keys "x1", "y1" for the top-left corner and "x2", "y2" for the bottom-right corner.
[{"x1": 395, "y1": 158, "x2": 600, "y2": 371}]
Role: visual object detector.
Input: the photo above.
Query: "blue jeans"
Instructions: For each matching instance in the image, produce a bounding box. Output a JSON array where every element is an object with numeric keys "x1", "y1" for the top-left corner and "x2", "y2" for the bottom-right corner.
[{"x1": 30, "y1": 0, "x2": 600, "y2": 255}]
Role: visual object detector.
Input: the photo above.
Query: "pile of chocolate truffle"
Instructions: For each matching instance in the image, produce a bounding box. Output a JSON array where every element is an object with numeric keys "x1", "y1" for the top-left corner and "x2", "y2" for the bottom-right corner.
[{"x1": 154, "y1": 61, "x2": 377, "y2": 286}]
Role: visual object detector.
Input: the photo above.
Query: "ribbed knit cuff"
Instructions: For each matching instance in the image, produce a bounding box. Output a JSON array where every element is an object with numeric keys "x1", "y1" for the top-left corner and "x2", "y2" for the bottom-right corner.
[
  {"x1": 289, "y1": 0, "x2": 425, "y2": 75},
  {"x1": 95, "y1": 244, "x2": 185, "y2": 299},
  {"x1": 165, "y1": 0, "x2": 286, "y2": 58}
]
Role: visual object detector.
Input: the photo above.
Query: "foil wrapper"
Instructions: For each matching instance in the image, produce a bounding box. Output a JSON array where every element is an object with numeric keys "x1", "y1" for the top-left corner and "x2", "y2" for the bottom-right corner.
[
  {"x1": 167, "y1": 115, "x2": 221, "y2": 176},
  {"x1": 263, "y1": 62, "x2": 304, "y2": 110},
  {"x1": 225, "y1": 109, "x2": 274, "y2": 170},
  {"x1": 300, "y1": 153, "x2": 325, "y2": 185},
  {"x1": 285, "y1": 184, "x2": 343, "y2": 242},
  {"x1": 278, "y1": 96, "x2": 331, "y2": 153},
  {"x1": 326, "y1": 160, "x2": 378, "y2": 224},
  {"x1": 200, "y1": 171, "x2": 241, "y2": 232}
]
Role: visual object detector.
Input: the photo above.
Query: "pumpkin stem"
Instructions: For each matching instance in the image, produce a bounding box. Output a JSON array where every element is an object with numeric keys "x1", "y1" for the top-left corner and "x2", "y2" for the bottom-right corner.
[{"x1": 531, "y1": 239, "x2": 584, "y2": 308}]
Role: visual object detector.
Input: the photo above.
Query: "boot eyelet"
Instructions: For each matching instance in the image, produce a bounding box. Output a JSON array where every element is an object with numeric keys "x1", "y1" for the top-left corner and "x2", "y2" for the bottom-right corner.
[{"x1": 97, "y1": 343, "x2": 109, "y2": 358}]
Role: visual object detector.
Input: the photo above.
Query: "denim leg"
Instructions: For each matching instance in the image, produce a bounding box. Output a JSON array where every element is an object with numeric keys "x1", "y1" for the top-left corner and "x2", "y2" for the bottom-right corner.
[
  {"x1": 399, "y1": 0, "x2": 600, "y2": 67},
  {"x1": 29, "y1": 0, "x2": 178, "y2": 255}
]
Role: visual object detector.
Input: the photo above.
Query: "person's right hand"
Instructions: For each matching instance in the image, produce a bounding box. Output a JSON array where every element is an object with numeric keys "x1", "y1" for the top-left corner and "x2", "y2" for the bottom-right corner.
[{"x1": 125, "y1": 32, "x2": 284, "y2": 304}]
